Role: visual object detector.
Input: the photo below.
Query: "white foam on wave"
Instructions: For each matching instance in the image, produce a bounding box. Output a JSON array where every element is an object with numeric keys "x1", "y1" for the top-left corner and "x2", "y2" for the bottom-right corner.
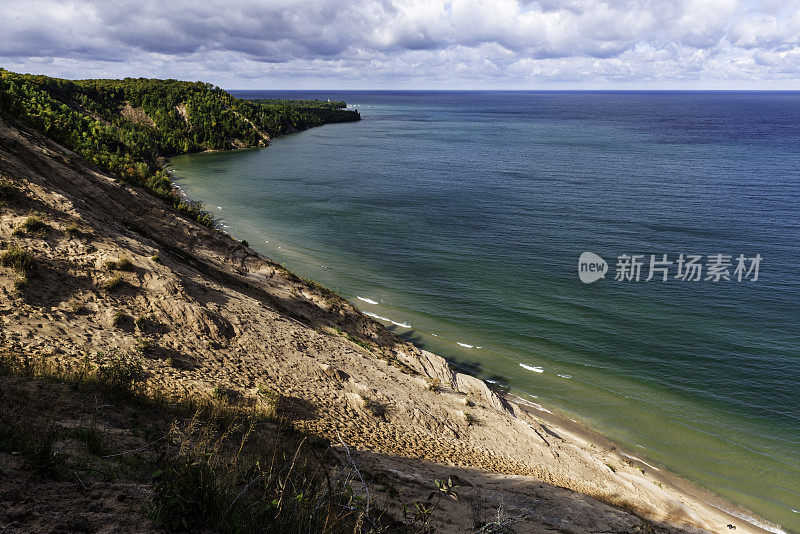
[
  {"x1": 791, "y1": 508, "x2": 799, "y2": 513},
  {"x1": 363, "y1": 311, "x2": 391, "y2": 322},
  {"x1": 356, "y1": 296, "x2": 378, "y2": 305},
  {"x1": 217, "y1": 206, "x2": 222, "y2": 209},
  {"x1": 457, "y1": 342, "x2": 473, "y2": 348},
  {"x1": 622, "y1": 453, "x2": 660, "y2": 471},
  {"x1": 512, "y1": 396, "x2": 554, "y2": 414},
  {"x1": 519, "y1": 363, "x2": 544, "y2": 373},
  {"x1": 557, "y1": 374, "x2": 571, "y2": 379},
  {"x1": 531, "y1": 403, "x2": 553, "y2": 414},
  {"x1": 363, "y1": 311, "x2": 411, "y2": 329},
  {"x1": 431, "y1": 333, "x2": 438, "y2": 337}
]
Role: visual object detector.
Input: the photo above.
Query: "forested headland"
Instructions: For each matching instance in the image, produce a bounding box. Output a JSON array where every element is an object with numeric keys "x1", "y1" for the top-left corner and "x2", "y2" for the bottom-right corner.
[{"x1": 0, "y1": 69, "x2": 360, "y2": 226}]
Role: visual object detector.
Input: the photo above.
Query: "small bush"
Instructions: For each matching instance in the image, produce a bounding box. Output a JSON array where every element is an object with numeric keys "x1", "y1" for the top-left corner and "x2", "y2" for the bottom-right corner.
[
  {"x1": 0, "y1": 245, "x2": 34, "y2": 272},
  {"x1": 241, "y1": 239, "x2": 249, "y2": 248},
  {"x1": 111, "y1": 310, "x2": 130, "y2": 327},
  {"x1": 94, "y1": 353, "x2": 148, "y2": 394},
  {"x1": 103, "y1": 275, "x2": 124, "y2": 292},
  {"x1": 0, "y1": 177, "x2": 16, "y2": 202},
  {"x1": 116, "y1": 257, "x2": 133, "y2": 270},
  {"x1": 151, "y1": 253, "x2": 161, "y2": 264},
  {"x1": 426, "y1": 377, "x2": 442, "y2": 392},
  {"x1": 361, "y1": 395, "x2": 387, "y2": 419},
  {"x1": 17, "y1": 216, "x2": 48, "y2": 235},
  {"x1": 463, "y1": 412, "x2": 477, "y2": 426},
  {"x1": 105, "y1": 257, "x2": 133, "y2": 271}
]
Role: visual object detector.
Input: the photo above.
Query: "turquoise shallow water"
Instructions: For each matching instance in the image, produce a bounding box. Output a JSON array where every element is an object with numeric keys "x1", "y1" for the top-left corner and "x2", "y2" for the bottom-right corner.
[{"x1": 171, "y1": 91, "x2": 800, "y2": 532}]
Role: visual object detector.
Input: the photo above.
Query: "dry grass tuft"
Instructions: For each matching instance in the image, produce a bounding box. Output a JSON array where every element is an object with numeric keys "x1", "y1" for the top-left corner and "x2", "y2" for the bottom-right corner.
[
  {"x1": 103, "y1": 275, "x2": 124, "y2": 292},
  {"x1": 1, "y1": 244, "x2": 35, "y2": 272}
]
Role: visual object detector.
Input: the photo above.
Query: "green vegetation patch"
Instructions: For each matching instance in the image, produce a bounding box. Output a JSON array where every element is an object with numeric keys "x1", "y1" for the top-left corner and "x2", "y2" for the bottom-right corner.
[
  {"x1": 94, "y1": 353, "x2": 149, "y2": 393},
  {"x1": 105, "y1": 256, "x2": 133, "y2": 271},
  {"x1": 14, "y1": 216, "x2": 48, "y2": 236},
  {"x1": 0, "y1": 244, "x2": 35, "y2": 272},
  {"x1": 103, "y1": 275, "x2": 125, "y2": 292}
]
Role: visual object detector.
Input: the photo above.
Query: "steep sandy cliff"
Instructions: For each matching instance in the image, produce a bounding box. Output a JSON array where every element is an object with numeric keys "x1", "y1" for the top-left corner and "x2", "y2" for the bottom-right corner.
[{"x1": 0, "y1": 114, "x2": 765, "y2": 533}]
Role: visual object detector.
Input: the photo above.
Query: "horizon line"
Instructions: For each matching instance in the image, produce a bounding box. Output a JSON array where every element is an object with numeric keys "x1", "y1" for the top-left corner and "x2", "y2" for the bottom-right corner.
[{"x1": 226, "y1": 88, "x2": 800, "y2": 92}]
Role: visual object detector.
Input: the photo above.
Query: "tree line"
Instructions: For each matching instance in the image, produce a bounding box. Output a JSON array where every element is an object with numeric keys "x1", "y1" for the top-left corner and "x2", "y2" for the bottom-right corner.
[{"x1": 0, "y1": 69, "x2": 360, "y2": 226}]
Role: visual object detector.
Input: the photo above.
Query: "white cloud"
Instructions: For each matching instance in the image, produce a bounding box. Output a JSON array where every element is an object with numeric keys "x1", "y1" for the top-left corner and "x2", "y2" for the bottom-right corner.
[{"x1": 0, "y1": 0, "x2": 799, "y2": 88}]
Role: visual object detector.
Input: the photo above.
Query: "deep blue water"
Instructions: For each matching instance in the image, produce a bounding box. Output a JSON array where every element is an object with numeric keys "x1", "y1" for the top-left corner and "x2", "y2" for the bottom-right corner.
[{"x1": 171, "y1": 91, "x2": 800, "y2": 531}]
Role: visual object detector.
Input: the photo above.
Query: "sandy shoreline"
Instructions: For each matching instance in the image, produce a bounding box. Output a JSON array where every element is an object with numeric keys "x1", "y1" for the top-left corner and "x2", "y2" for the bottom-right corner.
[
  {"x1": 503, "y1": 391, "x2": 783, "y2": 534},
  {"x1": 0, "y1": 114, "x2": 786, "y2": 533}
]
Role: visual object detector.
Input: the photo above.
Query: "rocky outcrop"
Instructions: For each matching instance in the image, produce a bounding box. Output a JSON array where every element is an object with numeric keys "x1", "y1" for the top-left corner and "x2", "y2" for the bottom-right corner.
[
  {"x1": 454, "y1": 372, "x2": 517, "y2": 416},
  {"x1": 392, "y1": 347, "x2": 516, "y2": 416}
]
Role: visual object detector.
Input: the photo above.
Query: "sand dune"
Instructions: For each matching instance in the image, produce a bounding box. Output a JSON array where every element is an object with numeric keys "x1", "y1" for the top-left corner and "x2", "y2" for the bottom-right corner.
[{"x1": 0, "y1": 115, "x2": 772, "y2": 533}]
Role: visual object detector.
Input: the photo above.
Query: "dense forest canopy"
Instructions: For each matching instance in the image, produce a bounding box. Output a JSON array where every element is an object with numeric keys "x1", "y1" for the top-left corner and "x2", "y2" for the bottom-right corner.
[{"x1": 0, "y1": 69, "x2": 359, "y2": 226}]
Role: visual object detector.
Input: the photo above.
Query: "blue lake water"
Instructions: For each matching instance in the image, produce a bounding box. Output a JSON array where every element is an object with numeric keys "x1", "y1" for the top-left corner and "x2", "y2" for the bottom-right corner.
[{"x1": 171, "y1": 91, "x2": 800, "y2": 532}]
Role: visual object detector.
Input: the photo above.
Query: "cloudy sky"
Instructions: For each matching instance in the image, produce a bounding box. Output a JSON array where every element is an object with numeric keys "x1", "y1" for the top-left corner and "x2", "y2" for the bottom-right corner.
[{"x1": 1, "y1": 0, "x2": 799, "y2": 89}]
